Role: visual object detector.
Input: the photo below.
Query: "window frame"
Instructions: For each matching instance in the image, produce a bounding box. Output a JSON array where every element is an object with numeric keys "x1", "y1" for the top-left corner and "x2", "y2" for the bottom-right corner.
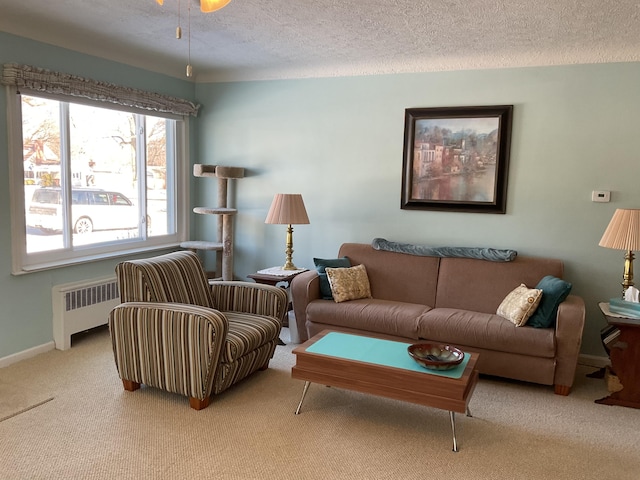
[{"x1": 6, "y1": 86, "x2": 190, "y2": 274}]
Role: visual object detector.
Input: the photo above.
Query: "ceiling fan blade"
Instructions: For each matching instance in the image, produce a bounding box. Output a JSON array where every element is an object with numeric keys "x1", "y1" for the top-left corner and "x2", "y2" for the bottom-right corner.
[{"x1": 200, "y1": 0, "x2": 232, "y2": 13}]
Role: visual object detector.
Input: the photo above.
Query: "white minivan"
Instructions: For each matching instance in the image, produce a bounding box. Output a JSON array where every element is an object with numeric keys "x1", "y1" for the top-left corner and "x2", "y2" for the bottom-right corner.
[{"x1": 27, "y1": 187, "x2": 148, "y2": 234}]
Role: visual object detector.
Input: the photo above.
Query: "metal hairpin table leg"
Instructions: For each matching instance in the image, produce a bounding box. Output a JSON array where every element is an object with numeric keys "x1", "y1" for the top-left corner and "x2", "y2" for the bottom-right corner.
[
  {"x1": 294, "y1": 381, "x2": 311, "y2": 415},
  {"x1": 449, "y1": 411, "x2": 459, "y2": 452},
  {"x1": 449, "y1": 406, "x2": 472, "y2": 452}
]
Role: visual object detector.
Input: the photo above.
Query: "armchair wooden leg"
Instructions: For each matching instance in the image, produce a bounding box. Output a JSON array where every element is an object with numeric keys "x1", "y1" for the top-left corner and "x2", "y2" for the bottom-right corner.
[
  {"x1": 554, "y1": 384, "x2": 571, "y2": 396},
  {"x1": 122, "y1": 379, "x2": 141, "y2": 391},
  {"x1": 189, "y1": 396, "x2": 211, "y2": 410}
]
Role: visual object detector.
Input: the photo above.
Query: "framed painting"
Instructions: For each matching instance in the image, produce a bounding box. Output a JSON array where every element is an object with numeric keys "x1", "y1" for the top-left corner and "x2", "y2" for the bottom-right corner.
[{"x1": 401, "y1": 105, "x2": 513, "y2": 213}]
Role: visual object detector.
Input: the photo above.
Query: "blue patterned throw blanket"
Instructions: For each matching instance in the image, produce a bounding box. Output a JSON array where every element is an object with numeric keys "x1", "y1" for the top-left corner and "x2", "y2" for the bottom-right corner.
[{"x1": 371, "y1": 238, "x2": 517, "y2": 262}]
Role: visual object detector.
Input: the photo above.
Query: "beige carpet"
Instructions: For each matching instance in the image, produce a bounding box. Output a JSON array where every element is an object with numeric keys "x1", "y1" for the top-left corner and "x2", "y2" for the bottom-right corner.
[
  {"x1": 0, "y1": 326, "x2": 639, "y2": 480},
  {"x1": 0, "y1": 379, "x2": 53, "y2": 423}
]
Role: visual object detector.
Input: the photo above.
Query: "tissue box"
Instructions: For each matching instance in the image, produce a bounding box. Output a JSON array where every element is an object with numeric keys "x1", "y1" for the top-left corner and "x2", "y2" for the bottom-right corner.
[{"x1": 609, "y1": 298, "x2": 640, "y2": 318}]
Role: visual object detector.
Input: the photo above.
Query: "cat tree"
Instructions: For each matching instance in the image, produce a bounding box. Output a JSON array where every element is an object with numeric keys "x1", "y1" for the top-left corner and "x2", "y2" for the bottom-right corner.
[{"x1": 180, "y1": 164, "x2": 244, "y2": 280}]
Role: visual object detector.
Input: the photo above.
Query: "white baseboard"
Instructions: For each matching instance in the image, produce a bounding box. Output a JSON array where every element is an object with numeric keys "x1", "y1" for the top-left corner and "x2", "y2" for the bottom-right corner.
[
  {"x1": 0, "y1": 341, "x2": 55, "y2": 369},
  {"x1": 578, "y1": 353, "x2": 610, "y2": 369}
]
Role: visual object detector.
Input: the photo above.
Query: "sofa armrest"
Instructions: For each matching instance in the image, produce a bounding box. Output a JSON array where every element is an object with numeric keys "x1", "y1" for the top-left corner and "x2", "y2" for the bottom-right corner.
[
  {"x1": 108, "y1": 302, "x2": 229, "y2": 401},
  {"x1": 291, "y1": 270, "x2": 322, "y2": 343},
  {"x1": 553, "y1": 294, "x2": 586, "y2": 394},
  {"x1": 209, "y1": 281, "x2": 289, "y2": 323}
]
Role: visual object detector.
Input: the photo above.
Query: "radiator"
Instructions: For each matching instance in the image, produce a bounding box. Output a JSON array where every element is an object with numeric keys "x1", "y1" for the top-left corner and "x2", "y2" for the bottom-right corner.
[{"x1": 52, "y1": 276, "x2": 120, "y2": 350}]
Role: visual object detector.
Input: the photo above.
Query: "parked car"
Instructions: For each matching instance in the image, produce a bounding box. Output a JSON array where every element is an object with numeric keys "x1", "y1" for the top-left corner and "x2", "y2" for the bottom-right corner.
[{"x1": 27, "y1": 187, "x2": 149, "y2": 234}]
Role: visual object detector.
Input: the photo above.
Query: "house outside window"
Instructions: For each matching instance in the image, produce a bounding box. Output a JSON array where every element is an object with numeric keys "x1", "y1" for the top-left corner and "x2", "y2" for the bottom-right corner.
[{"x1": 7, "y1": 90, "x2": 190, "y2": 273}]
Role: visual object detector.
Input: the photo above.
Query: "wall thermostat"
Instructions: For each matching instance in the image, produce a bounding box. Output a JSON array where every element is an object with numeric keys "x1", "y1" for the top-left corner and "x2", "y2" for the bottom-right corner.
[{"x1": 591, "y1": 190, "x2": 611, "y2": 203}]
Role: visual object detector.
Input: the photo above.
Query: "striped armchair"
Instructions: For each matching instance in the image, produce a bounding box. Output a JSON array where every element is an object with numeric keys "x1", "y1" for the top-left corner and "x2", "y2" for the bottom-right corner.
[{"x1": 108, "y1": 250, "x2": 288, "y2": 410}]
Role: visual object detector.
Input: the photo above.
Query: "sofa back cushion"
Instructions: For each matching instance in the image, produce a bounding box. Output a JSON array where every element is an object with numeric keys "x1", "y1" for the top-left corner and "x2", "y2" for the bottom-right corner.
[
  {"x1": 435, "y1": 255, "x2": 564, "y2": 314},
  {"x1": 338, "y1": 243, "x2": 439, "y2": 306}
]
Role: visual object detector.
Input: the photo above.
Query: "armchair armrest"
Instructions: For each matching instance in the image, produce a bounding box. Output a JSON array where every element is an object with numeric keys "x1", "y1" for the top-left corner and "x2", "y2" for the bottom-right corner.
[
  {"x1": 108, "y1": 302, "x2": 228, "y2": 401},
  {"x1": 553, "y1": 294, "x2": 586, "y2": 394},
  {"x1": 209, "y1": 281, "x2": 288, "y2": 323},
  {"x1": 290, "y1": 270, "x2": 322, "y2": 343}
]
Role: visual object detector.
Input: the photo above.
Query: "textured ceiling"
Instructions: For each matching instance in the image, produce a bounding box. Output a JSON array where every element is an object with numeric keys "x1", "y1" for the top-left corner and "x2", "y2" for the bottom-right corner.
[{"x1": 1, "y1": 0, "x2": 640, "y2": 82}]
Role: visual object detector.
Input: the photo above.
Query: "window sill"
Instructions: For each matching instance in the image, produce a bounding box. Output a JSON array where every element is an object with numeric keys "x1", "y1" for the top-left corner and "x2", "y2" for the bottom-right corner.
[{"x1": 13, "y1": 241, "x2": 183, "y2": 275}]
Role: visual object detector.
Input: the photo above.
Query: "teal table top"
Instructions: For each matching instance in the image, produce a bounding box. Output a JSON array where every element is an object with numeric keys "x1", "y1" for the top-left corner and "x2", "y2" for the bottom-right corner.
[{"x1": 305, "y1": 332, "x2": 469, "y2": 379}]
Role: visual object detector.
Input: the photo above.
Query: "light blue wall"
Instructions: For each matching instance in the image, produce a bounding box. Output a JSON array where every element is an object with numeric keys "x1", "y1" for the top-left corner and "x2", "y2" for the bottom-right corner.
[
  {"x1": 1, "y1": 31, "x2": 637, "y2": 360},
  {"x1": 0, "y1": 33, "x2": 196, "y2": 359},
  {"x1": 195, "y1": 64, "x2": 640, "y2": 357}
]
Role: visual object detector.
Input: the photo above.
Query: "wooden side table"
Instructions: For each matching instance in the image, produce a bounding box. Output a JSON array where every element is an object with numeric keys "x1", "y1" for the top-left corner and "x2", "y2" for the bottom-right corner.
[
  {"x1": 247, "y1": 270, "x2": 304, "y2": 290},
  {"x1": 248, "y1": 268, "x2": 307, "y2": 340},
  {"x1": 596, "y1": 302, "x2": 640, "y2": 409}
]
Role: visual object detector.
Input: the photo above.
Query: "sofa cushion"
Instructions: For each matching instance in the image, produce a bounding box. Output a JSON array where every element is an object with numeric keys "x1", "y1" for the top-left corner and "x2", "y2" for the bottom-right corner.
[
  {"x1": 326, "y1": 264, "x2": 372, "y2": 303},
  {"x1": 434, "y1": 256, "x2": 564, "y2": 314},
  {"x1": 527, "y1": 276, "x2": 572, "y2": 328},
  {"x1": 338, "y1": 243, "x2": 440, "y2": 306},
  {"x1": 314, "y1": 257, "x2": 351, "y2": 300},
  {"x1": 497, "y1": 284, "x2": 543, "y2": 326},
  {"x1": 306, "y1": 298, "x2": 431, "y2": 339},
  {"x1": 416, "y1": 308, "x2": 556, "y2": 358}
]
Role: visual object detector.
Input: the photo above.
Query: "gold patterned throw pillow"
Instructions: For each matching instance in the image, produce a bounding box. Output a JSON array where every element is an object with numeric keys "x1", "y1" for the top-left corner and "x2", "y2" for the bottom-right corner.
[
  {"x1": 496, "y1": 284, "x2": 543, "y2": 326},
  {"x1": 325, "y1": 264, "x2": 373, "y2": 303}
]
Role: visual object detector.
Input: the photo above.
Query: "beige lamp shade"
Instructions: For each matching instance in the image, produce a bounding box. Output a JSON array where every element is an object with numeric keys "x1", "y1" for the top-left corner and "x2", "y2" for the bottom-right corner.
[
  {"x1": 265, "y1": 194, "x2": 310, "y2": 225},
  {"x1": 599, "y1": 209, "x2": 640, "y2": 251}
]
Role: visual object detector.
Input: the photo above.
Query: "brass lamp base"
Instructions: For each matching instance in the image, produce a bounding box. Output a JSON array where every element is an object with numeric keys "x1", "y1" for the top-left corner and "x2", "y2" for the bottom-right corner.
[
  {"x1": 621, "y1": 249, "x2": 635, "y2": 298},
  {"x1": 281, "y1": 224, "x2": 299, "y2": 270}
]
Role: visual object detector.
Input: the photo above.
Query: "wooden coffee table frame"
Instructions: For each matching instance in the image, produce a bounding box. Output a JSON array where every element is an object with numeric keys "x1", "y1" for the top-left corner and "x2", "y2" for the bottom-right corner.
[{"x1": 291, "y1": 330, "x2": 479, "y2": 452}]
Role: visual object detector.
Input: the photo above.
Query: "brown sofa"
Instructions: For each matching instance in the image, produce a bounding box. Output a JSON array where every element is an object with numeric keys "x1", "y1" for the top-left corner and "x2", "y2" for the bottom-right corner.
[{"x1": 291, "y1": 243, "x2": 586, "y2": 395}]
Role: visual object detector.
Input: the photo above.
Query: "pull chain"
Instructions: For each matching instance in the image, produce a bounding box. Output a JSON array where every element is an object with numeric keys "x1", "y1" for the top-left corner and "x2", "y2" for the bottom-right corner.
[
  {"x1": 186, "y1": 0, "x2": 192, "y2": 77},
  {"x1": 176, "y1": 0, "x2": 182, "y2": 38}
]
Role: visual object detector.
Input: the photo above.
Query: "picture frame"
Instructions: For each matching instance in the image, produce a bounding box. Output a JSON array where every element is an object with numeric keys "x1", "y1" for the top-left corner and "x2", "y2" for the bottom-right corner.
[{"x1": 401, "y1": 105, "x2": 513, "y2": 214}]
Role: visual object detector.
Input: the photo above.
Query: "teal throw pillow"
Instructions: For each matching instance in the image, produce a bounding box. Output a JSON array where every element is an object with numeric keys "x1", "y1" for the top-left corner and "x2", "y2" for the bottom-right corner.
[
  {"x1": 526, "y1": 275, "x2": 572, "y2": 328},
  {"x1": 314, "y1": 257, "x2": 351, "y2": 300}
]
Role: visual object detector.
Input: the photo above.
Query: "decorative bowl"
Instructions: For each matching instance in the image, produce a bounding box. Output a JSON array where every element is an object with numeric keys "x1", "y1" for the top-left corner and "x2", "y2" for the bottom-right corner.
[{"x1": 407, "y1": 343, "x2": 465, "y2": 371}]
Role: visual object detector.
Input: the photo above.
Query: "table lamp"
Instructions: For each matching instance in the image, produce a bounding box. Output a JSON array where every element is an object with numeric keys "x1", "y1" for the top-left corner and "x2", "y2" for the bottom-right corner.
[
  {"x1": 599, "y1": 208, "x2": 640, "y2": 298},
  {"x1": 265, "y1": 193, "x2": 310, "y2": 270}
]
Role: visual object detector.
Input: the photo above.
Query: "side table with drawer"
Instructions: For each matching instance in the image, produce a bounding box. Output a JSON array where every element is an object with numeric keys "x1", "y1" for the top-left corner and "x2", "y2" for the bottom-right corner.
[
  {"x1": 596, "y1": 302, "x2": 640, "y2": 409},
  {"x1": 248, "y1": 267, "x2": 307, "y2": 343}
]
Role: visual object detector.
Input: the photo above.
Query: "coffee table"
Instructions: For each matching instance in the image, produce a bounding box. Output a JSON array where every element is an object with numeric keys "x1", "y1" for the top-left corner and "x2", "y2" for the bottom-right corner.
[{"x1": 291, "y1": 330, "x2": 479, "y2": 452}]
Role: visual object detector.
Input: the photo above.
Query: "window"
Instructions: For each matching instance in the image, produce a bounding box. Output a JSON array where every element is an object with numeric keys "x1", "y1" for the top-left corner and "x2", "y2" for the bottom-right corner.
[{"x1": 7, "y1": 90, "x2": 190, "y2": 273}]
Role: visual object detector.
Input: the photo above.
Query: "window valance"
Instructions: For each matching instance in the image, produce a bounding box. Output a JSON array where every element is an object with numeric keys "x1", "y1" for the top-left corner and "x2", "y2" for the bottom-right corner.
[{"x1": 2, "y1": 63, "x2": 200, "y2": 117}]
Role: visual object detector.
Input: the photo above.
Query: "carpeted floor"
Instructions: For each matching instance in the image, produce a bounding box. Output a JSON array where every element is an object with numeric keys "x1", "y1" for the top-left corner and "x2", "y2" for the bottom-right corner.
[
  {"x1": 0, "y1": 326, "x2": 639, "y2": 480},
  {"x1": 0, "y1": 379, "x2": 54, "y2": 423}
]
